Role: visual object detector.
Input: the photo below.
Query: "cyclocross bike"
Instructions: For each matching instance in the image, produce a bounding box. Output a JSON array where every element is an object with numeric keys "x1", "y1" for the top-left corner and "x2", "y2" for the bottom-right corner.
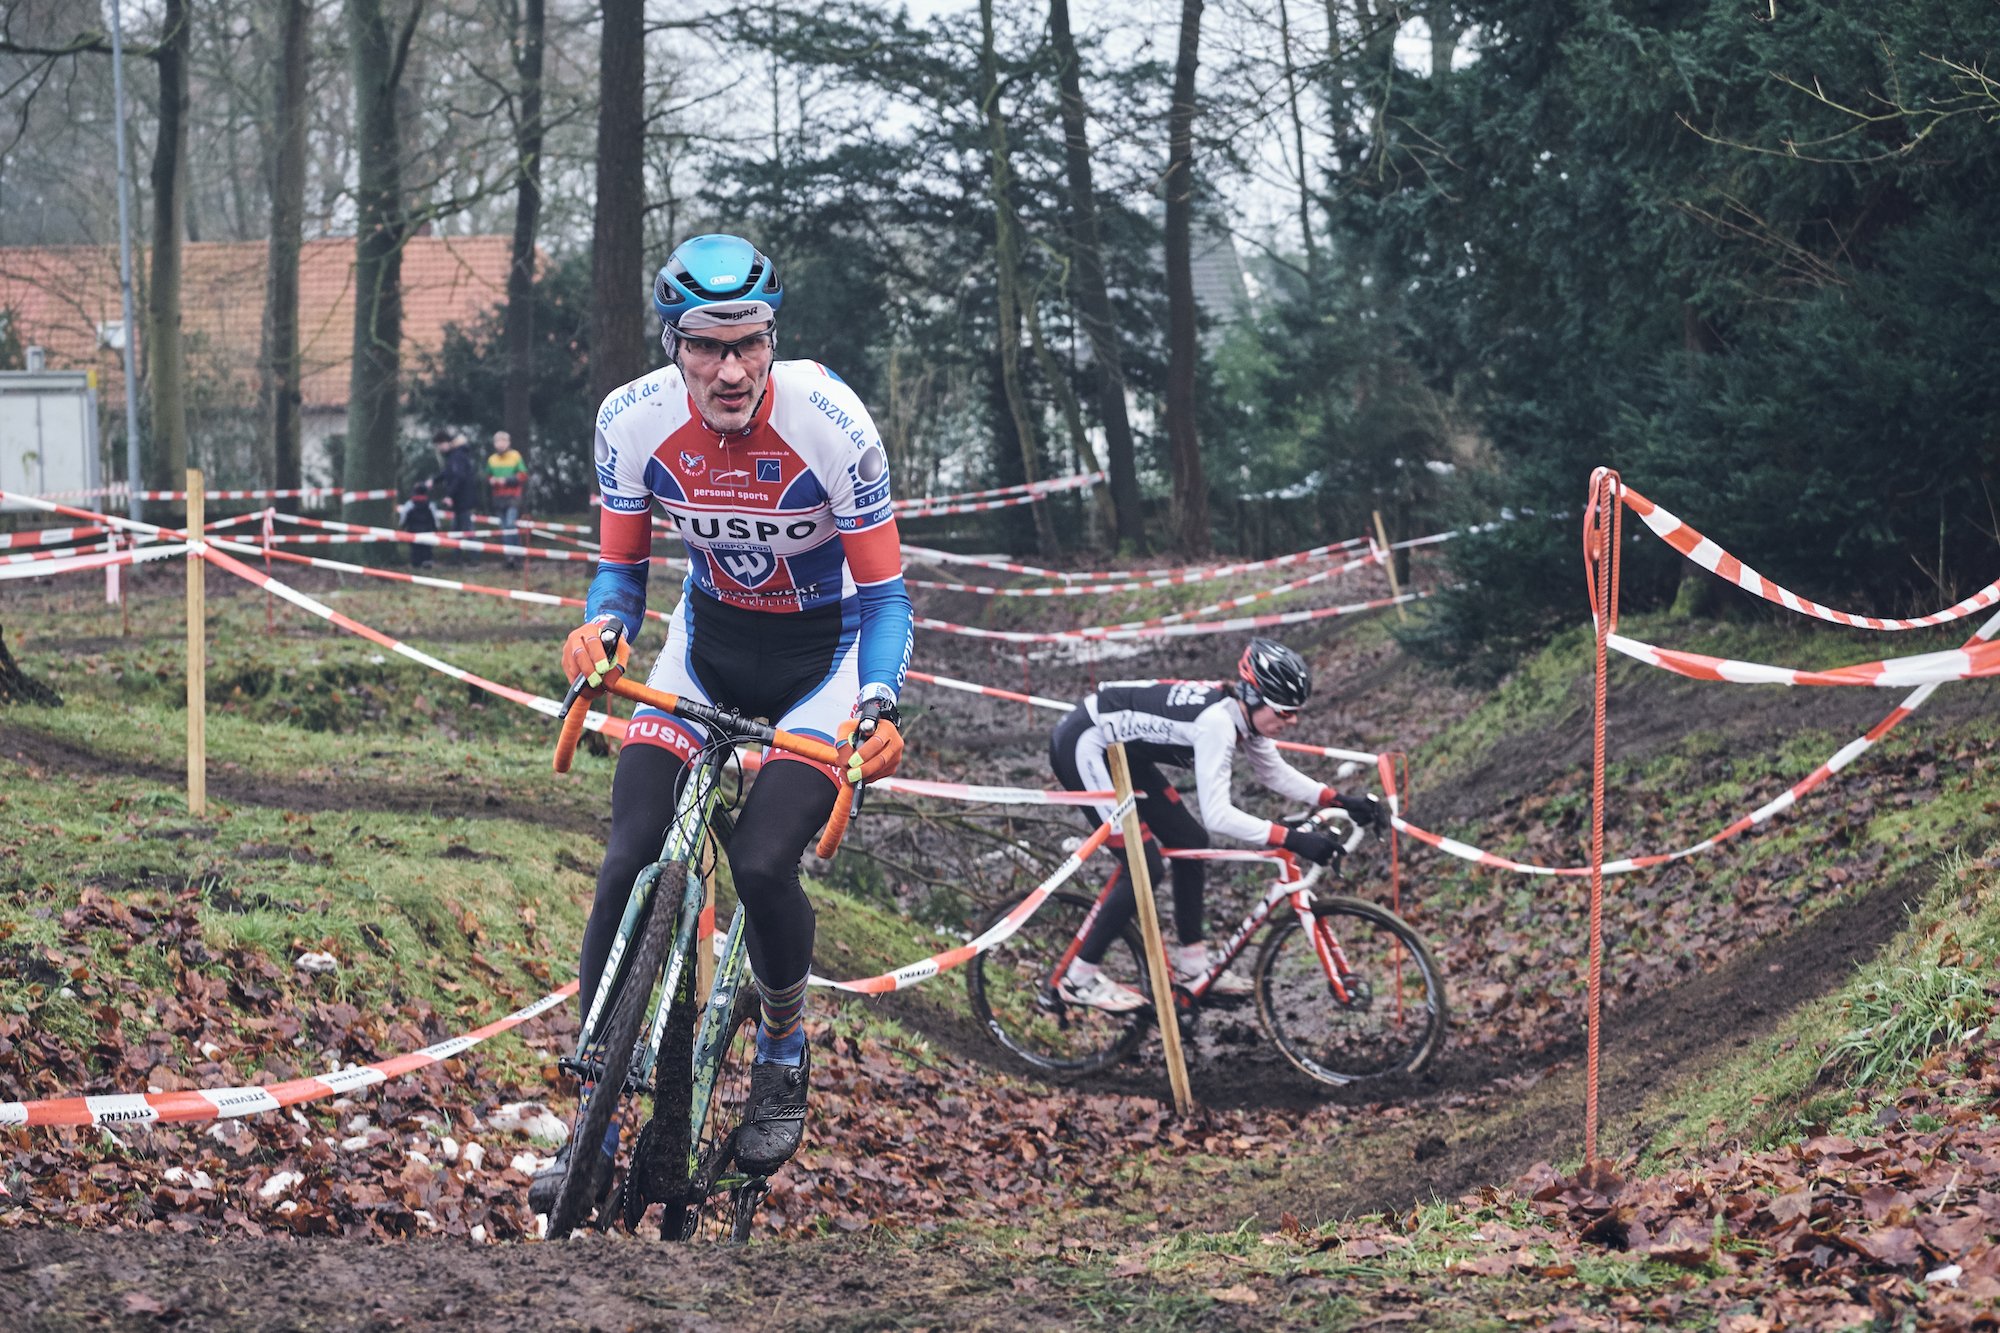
[
  {"x1": 545, "y1": 673, "x2": 866, "y2": 1242},
  {"x1": 966, "y1": 808, "x2": 1447, "y2": 1088}
]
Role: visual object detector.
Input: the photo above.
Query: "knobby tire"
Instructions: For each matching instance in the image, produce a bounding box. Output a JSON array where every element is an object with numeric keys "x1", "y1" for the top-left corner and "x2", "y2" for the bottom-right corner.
[
  {"x1": 1254, "y1": 894, "x2": 1448, "y2": 1087},
  {"x1": 966, "y1": 889, "x2": 1153, "y2": 1076},
  {"x1": 545, "y1": 862, "x2": 686, "y2": 1239}
]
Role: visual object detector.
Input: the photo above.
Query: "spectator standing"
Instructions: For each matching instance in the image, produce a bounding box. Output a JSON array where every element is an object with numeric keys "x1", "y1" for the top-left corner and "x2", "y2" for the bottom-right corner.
[
  {"x1": 397, "y1": 481, "x2": 438, "y2": 568},
  {"x1": 487, "y1": 430, "x2": 529, "y2": 570},
  {"x1": 430, "y1": 429, "x2": 478, "y2": 562}
]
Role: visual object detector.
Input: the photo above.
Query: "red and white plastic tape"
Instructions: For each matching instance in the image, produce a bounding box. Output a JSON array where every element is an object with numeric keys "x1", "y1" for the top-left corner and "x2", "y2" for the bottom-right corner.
[
  {"x1": 0, "y1": 524, "x2": 109, "y2": 551},
  {"x1": 896, "y1": 471, "x2": 1104, "y2": 517},
  {"x1": 0, "y1": 541, "x2": 185, "y2": 581},
  {"x1": 21, "y1": 485, "x2": 396, "y2": 504},
  {"x1": 1623, "y1": 484, "x2": 2000, "y2": 630},
  {"x1": 899, "y1": 667, "x2": 1380, "y2": 765},
  {"x1": 0, "y1": 983, "x2": 578, "y2": 1129},
  {"x1": 265, "y1": 512, "x2": 598, "y2": 562},
  {"x1": 1384, "y1": 607, "x2": 2000, "y2": 876},
  {"x1": 917, "y1": 589, "x2": 1424, "y2": 643},
  {"x1": 204, "y1": 536, "x2": 673, "y2": 622},
  {"x1": 905, "y1": 545, "x2": 1388, "y2": 598},
  {"x1": 901, "y1": 534, "x2": 1376, "y2": 585},
  {"x1": 1607, "y1": 630, "x2": 2000, "y2": 688},
  {"x1": 811, "y1": 809, "x2": 1125, "y2": 993}
]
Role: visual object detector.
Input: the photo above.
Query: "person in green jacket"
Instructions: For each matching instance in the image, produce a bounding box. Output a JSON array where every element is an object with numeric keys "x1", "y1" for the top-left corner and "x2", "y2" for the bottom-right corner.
[{"x1": 487, "y1": 431, "x2": 529, "y2": 569}]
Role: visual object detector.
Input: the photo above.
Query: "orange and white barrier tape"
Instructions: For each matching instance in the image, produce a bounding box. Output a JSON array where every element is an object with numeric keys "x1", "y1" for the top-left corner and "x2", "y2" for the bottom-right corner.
[
  {"x1": 1623, "y1": 484, "x2": 2000, "y2": 630},
  {"x1": 899, "y1": 470, "x2": 1104, "y2": 510},
  {"x1": 811, "y1": 809, "x2": 1125, "y2": 993},
  {"x1": 897, "y1": 472, "x2": 1105, "y2": 518},
  {"x1": 0, "y1": 983, "x2": 577, "y2": 1129},
  {"x1": 0, "y1": 524, "x2": 108, "y2": 551},
  {"x1": 901, "y1": 534, "x2": 1375, "y2": 585},
  {"x1": 916, "y1": 589, "x2": 1424, "y2": 643},
  {"x1": 1607, "y1": 630, "x2": 2000, "y2": 688},
  {"x1": 901, "y1": 666, "x2": 1378, "y2": 764},
  {"x1": 2, "y1": 536, "x2": 114, "y2": 566},
  {"x1": 906, "y1": 544, "x2": 1388, "y2": 598},
  {"x1": 24, "y1": 484, "x2": 397, "y2": 504},
  {"x1": 0, "y1": 541, "x2": 185, "y2": 580},
  {"x1": 266, "y1": 512, "x2": 599, "y2": 563},
  {"x1": 1383, "y1": 607, "x2": 2000, "y2": 876},
  {"x1": 204, "y1": 536, "x2": 673, "y2": 622},
  {"x1": 200, "y1": 545, "x2": 631, "y2": 737}
]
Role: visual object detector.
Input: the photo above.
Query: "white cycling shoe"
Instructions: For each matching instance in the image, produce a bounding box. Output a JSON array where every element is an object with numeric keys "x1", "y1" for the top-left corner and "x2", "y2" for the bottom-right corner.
[
  {"x1": 1174, "y1": 943, "x2": 1253, "y2": 998},
  {"x1": 1057, "y1": 968, "x2": 1149, "y2": 1013}
]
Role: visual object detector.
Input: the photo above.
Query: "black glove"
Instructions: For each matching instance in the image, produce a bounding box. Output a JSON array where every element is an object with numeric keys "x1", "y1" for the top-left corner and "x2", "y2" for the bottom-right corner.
[
  {"x1": 1336, "y1": 793, "x2": 1387, "y2": 830},
  {"x1": 1282, "y1": 826, "x2": 1340, "y2": 865}
]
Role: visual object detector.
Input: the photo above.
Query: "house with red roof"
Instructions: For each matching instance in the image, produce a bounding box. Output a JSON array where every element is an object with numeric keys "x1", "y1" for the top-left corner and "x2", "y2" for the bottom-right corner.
[{"x1": 0, "y1": 234, "x2": 513, "y2": 484}]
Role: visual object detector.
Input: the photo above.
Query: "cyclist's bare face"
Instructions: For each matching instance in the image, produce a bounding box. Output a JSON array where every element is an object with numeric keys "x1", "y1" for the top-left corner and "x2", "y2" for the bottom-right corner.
[
  {"x1": 678, "y1": 322, "x2": 775, "y2": 433},
  {"x1": 1248, "y1": 702, "x2": 1300, "y2": 738}
]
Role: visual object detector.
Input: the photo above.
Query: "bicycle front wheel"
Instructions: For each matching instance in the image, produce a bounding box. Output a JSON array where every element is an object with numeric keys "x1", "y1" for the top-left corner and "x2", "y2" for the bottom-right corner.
[
  {"x1": 1254, "y1": 894, "x2": 1447, "y2": 1087},
  {"x1": 965, "y1": 889, "x2": 1153, "y2": 1077},
  {"x1": 548, "y1": 863, "x2": 684, "y2": 1239}
]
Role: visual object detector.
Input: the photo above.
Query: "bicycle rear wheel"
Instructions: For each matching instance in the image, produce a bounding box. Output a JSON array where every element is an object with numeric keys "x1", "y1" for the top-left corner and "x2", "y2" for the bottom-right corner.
[
  {"x1": 547, "y1": 863, "x2": 686, "y2": 1238},
  {"x1": 1254, "y1": 894, "x2": 1447, "y2": 1087},
  {"x1": 965, "y1": 889, "x2": 1153, "y2": 1076},
  {"x1": 680, "y1": 989, "x2": 763, "y2": 1242}
]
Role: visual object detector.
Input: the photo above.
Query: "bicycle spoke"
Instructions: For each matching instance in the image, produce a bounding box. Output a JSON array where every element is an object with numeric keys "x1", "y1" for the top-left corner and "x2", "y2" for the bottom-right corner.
[
  {"x1": 967, "y1": 891, "x2": 1152, "y2": 1076},
  {"x1": 1255, "y1": 897, "x2": 1447, "y2": 1086}
]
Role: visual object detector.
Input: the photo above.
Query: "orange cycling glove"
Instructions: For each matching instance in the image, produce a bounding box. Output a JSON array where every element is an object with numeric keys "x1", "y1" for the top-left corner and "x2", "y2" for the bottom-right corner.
[
  {"x1": 560, "y1": 615, "x2": 629, "y2": 697},
  {"x1": 835, "y1": 717, "x2": 903, "y2": 784}
]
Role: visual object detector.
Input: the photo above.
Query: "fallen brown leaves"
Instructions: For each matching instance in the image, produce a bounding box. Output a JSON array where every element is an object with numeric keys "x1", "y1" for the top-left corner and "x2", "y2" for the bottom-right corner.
[{"x1": 1480, "y1": 1041, "x2": 2000, "y2": 1329}]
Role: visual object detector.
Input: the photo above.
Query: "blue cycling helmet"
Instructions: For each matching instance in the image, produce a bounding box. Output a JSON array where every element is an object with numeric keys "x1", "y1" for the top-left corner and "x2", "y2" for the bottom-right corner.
[{"x1": 652, "y1": 234, "x2": 783, "y2": 335}]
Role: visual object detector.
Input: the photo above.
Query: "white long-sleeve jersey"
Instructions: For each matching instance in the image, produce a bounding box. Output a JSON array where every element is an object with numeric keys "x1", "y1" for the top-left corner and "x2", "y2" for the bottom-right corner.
[{"x1": 1081, "y1": 680, "x2": 1332, "y2": 845}]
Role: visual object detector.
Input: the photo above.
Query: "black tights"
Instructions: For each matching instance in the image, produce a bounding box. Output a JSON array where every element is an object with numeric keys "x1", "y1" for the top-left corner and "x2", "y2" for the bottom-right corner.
[{"x1": 578, "y1": 744, "x2": 837, "y2": 1021}]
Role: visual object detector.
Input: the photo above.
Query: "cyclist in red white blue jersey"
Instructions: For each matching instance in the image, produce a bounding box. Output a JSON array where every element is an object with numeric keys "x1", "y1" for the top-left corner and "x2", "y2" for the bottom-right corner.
[{"x1": 534, "y1": 235, "x2": 912, "y2": 1212}]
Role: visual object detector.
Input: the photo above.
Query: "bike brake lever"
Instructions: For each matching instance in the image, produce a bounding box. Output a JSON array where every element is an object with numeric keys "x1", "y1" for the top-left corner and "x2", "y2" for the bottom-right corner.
[{"x1": 556, "y1": 673, "x2": 587, "y2": 720}]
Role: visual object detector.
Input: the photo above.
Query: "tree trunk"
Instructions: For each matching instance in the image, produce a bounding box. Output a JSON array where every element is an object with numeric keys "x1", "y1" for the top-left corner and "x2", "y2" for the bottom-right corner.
[
  {"x1": 0, "y1": 625, "x2": 62, "y2": 707},
  {"x1": 980, "y1": 0, "x2": 1058, "y2": 558},
  {"x1": 1164, "y1": 0, "x2": 1209, "y2": 556},
  {"x1": 344, "y1": 0, "x2": 419, "y2": 527},
  {"x1": 1048, "y1": 0, "x2": 1143, "y2": 551},
  {"x1": 503, "y1": 0, "x2": 544, "y2": 450},
  {"x1": 145, "y1": 0, "x2": 192, "y2": 511},
  {"x1": 1025, "y1": 287, "x2": 1118, "y2": 540},
  {"x1": 1276, "y1": 0, "x2": 1319, "y2": 282},
  {"x1": 589, "y1": 0, "x2": 648, "y2": 405},
  {"x1": 260, "y1": 0, "x2": 310, "y2": 509}
]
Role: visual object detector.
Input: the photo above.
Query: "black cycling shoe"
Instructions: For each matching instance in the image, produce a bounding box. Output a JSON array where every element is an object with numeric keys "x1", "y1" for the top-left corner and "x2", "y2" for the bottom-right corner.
[
  {"x1": 527, "y1": 1134, "x2": 616, "y2": 1216},
  {"x1": 734, "y1": 1045, "x2": 811, "y2": 1175}
]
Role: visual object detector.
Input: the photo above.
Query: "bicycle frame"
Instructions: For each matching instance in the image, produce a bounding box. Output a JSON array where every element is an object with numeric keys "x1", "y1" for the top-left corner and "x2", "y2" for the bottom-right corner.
[
  {"x1": 1049, "y1": 814, "x2": 1371, "y2": 1005},
  {"x1": 567, "y1": 740, "x2": 754, "y2": 1189}
]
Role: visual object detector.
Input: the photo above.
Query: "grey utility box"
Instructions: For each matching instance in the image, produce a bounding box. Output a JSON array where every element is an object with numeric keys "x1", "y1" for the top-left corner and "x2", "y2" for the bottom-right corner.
[{"x1": 0, "y1": 366, "x2": 102, "y2": 511}]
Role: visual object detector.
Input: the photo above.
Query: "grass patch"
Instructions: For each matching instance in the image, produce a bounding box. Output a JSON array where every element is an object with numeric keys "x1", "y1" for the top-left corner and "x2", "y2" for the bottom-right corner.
[{"x1": 1634, "y1": 843, "x2": 2000, "y2": 1163}]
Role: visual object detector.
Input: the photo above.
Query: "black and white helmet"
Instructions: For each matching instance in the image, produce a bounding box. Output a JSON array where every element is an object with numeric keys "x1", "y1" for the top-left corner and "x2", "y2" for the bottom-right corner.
[{"x1": 1237, "y1": 637, "x2": 1311, "y2": 711}]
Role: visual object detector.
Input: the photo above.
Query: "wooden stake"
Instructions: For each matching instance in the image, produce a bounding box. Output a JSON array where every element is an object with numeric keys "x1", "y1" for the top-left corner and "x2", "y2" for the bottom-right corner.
[
  {"x1": 185, "y1": 469, "x2": 207, "y2": 816},
  {"x1": 1107, "y1": 743, "x2": 1195, "y2": 1116},
  {"x1": 1373, "y1": 509, "x2": 1408, "y2": 623}
]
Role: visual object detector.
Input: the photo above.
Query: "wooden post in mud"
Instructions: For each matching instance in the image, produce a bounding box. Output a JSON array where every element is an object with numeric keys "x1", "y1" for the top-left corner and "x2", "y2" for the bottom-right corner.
[
  {"x1": 1107, "y1": 743, "x2": 1195, "y2": 1116},
  {"x1": 185, "y1": 470, "x2": 207, "y2": 816},
  {"x1": 1373, "y1": 510, "x2": 1407, "y2": 623}
]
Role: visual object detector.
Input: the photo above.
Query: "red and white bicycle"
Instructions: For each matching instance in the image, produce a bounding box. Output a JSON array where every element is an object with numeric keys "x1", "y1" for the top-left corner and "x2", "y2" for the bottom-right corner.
[{"x1": 965, "y1": 807, "x2": 1447, "y2": 1088}]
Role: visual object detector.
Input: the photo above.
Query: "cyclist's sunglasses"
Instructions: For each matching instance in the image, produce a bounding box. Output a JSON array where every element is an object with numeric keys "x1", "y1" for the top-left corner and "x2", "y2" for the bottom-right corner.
[{"x1": 678, "y1": 331, "x2": 775, "y2": 362}]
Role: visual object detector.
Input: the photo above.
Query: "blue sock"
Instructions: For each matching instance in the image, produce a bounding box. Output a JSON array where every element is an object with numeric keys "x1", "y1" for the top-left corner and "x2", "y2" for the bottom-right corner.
[{"x1": 756, "y1": 1023, "x2": 806, "y2": 1066}]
